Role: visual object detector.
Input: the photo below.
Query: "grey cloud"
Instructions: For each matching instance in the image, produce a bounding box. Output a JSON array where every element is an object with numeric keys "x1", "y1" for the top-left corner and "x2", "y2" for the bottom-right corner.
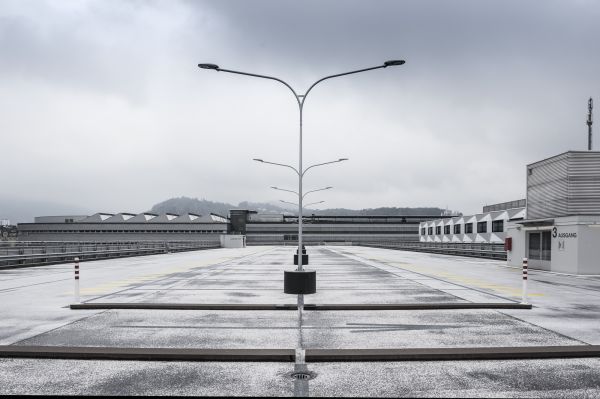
[{"x1": 0, "y1": 0, "x2": 599, "y2": 221}]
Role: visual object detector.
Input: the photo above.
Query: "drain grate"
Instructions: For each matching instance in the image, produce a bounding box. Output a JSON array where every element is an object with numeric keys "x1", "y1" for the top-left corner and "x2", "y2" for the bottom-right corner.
[{"x1": 290, "y1": 372, "x2": 314, "y2": 381}]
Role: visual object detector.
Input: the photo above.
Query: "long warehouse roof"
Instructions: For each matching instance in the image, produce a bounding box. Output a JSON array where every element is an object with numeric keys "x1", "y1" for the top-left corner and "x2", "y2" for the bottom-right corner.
[{"x1": 33, "y1": 212, "x2": 229, "y2": 224}]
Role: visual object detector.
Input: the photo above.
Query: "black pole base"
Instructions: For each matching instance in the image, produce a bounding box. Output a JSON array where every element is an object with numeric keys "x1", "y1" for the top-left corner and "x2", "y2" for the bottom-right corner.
[{"x1": 284, "y1": 270, "x2": 316, "y2": 295}]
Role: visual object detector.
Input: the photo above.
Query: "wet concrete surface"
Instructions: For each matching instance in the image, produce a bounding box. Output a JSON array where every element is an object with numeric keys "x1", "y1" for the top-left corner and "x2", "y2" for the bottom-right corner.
[
  {"x1": 0, "y1": 358, "x2": 599, "y2": 397},
  {"x1": 16, "y1": 308, "x2": 579, "y2": 349},
  {"x1": 84, "y1": 246, "x2": 468, "y2": 305},
  {"x1": 342, "y1": 246, "x2": 600, "y2": 345},
  {"x1": 2, "y1": 245, "x2": 600, "y2": 396}
]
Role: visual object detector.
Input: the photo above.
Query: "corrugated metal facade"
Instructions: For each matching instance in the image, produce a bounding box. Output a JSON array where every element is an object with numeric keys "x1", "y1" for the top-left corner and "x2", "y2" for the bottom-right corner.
[
  {"x1": 246, "y1": 222, "x2": 420, "y2": 244},
  {"x1": 568, "y1": 152, "x2": 600, "y2": 214},
  {"x1": 527, "y1": 151, "x2": 600, "y2": 219}
]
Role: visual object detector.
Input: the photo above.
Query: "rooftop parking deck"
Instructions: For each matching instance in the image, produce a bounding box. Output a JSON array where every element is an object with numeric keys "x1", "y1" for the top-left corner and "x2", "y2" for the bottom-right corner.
[{"x1": 1, "y1": 246, "x2": 599, "y2": 396}]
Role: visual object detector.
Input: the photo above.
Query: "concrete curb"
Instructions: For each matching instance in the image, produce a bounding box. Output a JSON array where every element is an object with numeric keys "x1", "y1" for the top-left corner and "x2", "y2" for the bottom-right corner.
[
  {"x1": 305, "y1": 346, "x2": 600, "y2": 361},
  {"x1": 69, "y1": 302, "x2": 533, "y2": 311},
  {"x1": 0, "y1": 345, "x2": 597, "y2": 362},
  {"x1": 0, "y1": 346, "x2": 294, "y2": 361}
]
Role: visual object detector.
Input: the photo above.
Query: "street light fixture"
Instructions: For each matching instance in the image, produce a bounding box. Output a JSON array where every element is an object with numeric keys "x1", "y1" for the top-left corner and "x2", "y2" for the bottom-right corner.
[
  {"x1": 384, "y1": 60, "x2": 406, "y2": 67},
  {"x1": 197, "y1": 63, "x2": 219, "y2": 70}
]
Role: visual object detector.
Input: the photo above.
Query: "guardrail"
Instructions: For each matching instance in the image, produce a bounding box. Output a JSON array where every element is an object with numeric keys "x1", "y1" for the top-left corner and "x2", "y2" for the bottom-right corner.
[
  {"x1": 0, "y1": 240, "x2": 220, "y2": 269},
  {"x1": 246, "y1": 241, "x2": 349, "y2": 246},
  {"x1": 357, "y1": 241, "x2": 507, "y2": 260}
]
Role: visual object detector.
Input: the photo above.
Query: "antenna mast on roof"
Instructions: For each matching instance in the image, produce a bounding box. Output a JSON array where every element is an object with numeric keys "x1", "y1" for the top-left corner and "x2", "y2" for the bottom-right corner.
[{"x1": 588, "y1": 97, "x2": 593, "y2": 151}]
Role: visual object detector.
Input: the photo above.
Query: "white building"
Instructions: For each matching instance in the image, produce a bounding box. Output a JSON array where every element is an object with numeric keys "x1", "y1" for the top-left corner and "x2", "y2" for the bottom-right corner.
[
  {"x1": 506, "y1": 151, "x2": 600, "y2": 274},
  {"x1": 419, "y1": 151, "x2": 600, "y2": 275},
  {"x1": 420, "y1": 201, "x2": 525, "y2": 244}
]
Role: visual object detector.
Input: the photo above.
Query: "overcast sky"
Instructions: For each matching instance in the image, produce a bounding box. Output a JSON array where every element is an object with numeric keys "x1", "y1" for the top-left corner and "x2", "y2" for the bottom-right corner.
[{"x1": 1, "y1": 0, "x2": 599, "y2": 222}]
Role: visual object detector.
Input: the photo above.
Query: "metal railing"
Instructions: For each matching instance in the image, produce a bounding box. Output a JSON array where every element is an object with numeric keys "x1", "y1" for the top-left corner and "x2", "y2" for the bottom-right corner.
[
  {"x1": 0, "y1": 240, "x2": 220, "y2": 268},
  {"x1": 357, "y1": 241, "x2": 507, "y2": 260}
]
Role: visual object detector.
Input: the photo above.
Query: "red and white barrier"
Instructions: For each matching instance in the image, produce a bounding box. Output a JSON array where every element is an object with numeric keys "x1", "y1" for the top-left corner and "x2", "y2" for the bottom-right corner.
[
  {"x1": 521, "y1": 257, "x2": 528, "y2": 304},
  {"x1": 74, "y1": 257, "x2": 80, "y2": 303}
]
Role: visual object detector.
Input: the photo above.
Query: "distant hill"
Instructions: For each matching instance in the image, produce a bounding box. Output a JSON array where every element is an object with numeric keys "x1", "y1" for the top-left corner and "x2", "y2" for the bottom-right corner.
[
  {"x1": 149, "y1": 197, "x2": 237, "y2": 217},
  {"x1": 149, "y1": 197, "x2": 457, "y2": 218}
]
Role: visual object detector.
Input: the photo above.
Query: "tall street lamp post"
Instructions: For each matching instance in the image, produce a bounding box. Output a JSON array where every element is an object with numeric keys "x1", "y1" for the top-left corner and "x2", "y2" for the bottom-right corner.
[
  {"x1": 198, "y1": 60, "x2": 405, "y2": 267},
  {"x1": 197, "y1": 61, "x2": 405, "y2": 365}
]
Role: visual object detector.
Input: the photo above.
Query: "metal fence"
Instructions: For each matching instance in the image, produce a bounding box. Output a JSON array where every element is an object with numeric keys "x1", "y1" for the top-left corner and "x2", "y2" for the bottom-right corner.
[
  {"x1": 357, "y1": 241, "x2": 507, "y2": 260},
  {"x1": 0, "y1": 240, "x2": 220, "y2": 268}
]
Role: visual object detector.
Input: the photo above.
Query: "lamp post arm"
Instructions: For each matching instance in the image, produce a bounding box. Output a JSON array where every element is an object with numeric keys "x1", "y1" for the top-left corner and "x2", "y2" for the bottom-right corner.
[
  {"x1": 302, "y1": 65, "x2": 386, "y2": 103},
  {"x1": 280, "y1": 200, "x2": 298, "y2": 206},
  {"x1": 280, "y1": 200, "x2": 324, "y2": 208},
  {"x1": 302, "y1": 187, "x2": 332, "y2": 199},
  {"x1": 257, "y1": 160, "x2": 300, "y2": 175},
  {"x1": 218, "y1": 68, "x2": 301, "y2": 106},
  {"x1": 302, "y1": 160, "x2": 347, "y2": 177},
  {"x1": 272, "y1": 186, "x2": 299, "y2": 196}
]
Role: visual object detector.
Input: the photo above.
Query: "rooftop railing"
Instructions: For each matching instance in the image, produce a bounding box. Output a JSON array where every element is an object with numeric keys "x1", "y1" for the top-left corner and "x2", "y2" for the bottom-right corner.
[
  {"x1": 357, "y1": 241, "x2": 507, "y2": 260},
  {"x1": 0, "y1": 240, "x2": 220, "y2": 269}
]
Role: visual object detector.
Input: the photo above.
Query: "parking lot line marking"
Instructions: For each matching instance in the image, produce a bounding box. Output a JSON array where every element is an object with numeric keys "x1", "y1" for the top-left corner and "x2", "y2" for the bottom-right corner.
[
  {"x1": 365, "y1": 258, "x2": 544, "y2": 299},
  {"x1": 65, "y1": 251, "x2": 267, "y2": 296},
  {"x1": 65, "y1": 259, "x2": 228, "y2": 295}
]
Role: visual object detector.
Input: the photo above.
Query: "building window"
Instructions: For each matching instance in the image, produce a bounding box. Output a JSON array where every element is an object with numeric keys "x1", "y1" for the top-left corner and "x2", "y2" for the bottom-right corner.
[
  {"x1": 421, "y1": 228, "x2": 426, "y2": 235},
  {"x1": 443, "y1": 225, "x2": 450, "y2": 234},
  {"x1": 427, "y1": 227, "x2": 433, "y2": 235},
  {"x1": 477, "y1": 221, "x2": 487, "y2": 233},
  {"x1": 435, "y1": 226, "x2": 441, "y2": 235},
  {"x1": 529, "y1": 231, "x2": 551, "y2": 261},
  {"x1": 465, "y1": 223, "x2": 473, "y2": 234},
  {"x1": 454, "y1": 224, "x2": 461, "y2": 234},
  {"x1": 492, "y1": 220, "x2": 504, "y2": 233}
]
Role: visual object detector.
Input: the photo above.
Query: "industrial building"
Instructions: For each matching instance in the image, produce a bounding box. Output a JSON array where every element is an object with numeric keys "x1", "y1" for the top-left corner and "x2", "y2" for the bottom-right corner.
[
  {"x1": 419, "y1": 200, "x2": 526, "y2": 244},
  {"x1": 17, "y1": 210, "x2": 436, "y2": 245},
  {"x1": 18, "y1": 212, "x2": 229, "y2": 242},
  {"x1": 506, "y1": 151, "x2": 600, "y2": 274},
  {"x1": 420, "y1": 151, "x2": 600, "y2": 274},
  {"x1": 231, "y1": 210, "x2": 435, "y2": 245}
]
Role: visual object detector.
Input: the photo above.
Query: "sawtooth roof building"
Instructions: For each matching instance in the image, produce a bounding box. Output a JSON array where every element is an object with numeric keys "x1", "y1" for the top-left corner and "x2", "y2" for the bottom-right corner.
[{"x1": 18, "y1": 212, "x2": 229, "y2": 242}]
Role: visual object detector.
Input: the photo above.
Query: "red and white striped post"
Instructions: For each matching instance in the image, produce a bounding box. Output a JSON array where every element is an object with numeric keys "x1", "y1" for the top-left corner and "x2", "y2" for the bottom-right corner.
[
  {"x1": 74, "y1": 257, "x2": 80, "y2": 303},
  {"x1": 521, "y1": 257, "x2": 528, "y2": 304}
]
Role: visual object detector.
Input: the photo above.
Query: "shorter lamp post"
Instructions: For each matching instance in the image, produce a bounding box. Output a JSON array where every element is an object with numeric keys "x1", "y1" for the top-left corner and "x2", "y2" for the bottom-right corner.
[
  {"x1": 271, "y1": 185, "x2": 331, "y2": 260},
  {"x1": 270, "y1": 184, "x2": 332, "y2": 259},
  {"x1": 254, "y1": 157, "x2": 346, "y2": 267}
]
